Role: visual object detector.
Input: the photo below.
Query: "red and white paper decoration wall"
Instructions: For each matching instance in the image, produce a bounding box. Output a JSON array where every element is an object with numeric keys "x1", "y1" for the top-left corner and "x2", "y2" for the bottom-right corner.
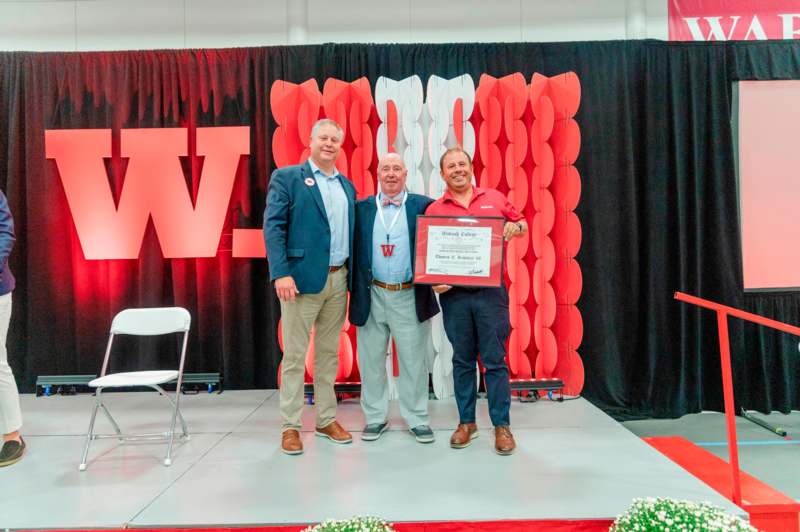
[{"x1": 270, "y1": 72, "x2": 584, "y2": 396}]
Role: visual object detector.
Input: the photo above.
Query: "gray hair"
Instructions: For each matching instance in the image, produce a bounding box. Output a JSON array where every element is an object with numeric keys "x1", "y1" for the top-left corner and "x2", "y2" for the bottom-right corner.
[
  {"x1": 310, "y1": 118, "x2": 344, "y2": 139},
  {"x1": 378, "y1": 152, "x2": 406, "y2": 168}
]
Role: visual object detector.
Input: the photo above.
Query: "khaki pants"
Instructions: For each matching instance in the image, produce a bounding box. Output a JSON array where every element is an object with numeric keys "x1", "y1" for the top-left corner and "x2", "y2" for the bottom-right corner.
[
  {"x1": 279, "y1": 268, "x2": 347, "y2": 431},
  {"x1": 0, "y1": 293, "x2": 21, "y2": 435}
]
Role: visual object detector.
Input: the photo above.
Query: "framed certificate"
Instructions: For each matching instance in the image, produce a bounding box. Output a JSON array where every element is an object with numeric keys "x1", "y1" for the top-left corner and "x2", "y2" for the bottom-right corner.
[{"x1": 414, "y1": 216, "x2": 505, "y2": 288}]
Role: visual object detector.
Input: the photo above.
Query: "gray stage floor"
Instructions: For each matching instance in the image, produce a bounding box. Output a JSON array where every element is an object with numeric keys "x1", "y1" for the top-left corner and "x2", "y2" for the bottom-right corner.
[{"x1": 0, "y1": 391, "x2": 744, "y2": 529}]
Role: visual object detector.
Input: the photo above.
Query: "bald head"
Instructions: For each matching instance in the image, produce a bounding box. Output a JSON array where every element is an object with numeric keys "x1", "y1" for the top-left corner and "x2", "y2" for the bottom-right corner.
[{"x1": 377, "y1": 152, "x2": 408, "y2": 197}]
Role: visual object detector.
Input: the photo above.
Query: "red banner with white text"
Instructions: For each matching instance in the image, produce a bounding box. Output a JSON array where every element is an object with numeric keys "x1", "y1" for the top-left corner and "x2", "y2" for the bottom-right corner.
[{"x1": 668, "y1": 0, "x2": 800, "y2": 41}]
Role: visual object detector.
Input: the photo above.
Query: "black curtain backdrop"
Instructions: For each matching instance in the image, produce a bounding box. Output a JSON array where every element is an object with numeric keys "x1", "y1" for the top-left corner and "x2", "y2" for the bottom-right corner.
[{"x1": 1, "y1": 40, "x2": 798, "y2": 419}]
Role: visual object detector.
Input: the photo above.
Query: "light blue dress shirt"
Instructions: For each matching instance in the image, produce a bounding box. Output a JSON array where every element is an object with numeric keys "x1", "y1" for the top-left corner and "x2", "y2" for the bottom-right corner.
[
  {"x1": 308, "y1": 160, "x2": 349, "y2": 267},
  {"x1": 372, "y1": 192, "x2": 412, "y2": 284}
]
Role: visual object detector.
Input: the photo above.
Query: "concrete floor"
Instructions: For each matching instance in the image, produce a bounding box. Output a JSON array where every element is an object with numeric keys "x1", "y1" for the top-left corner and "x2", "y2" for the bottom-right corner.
[{"x1": 623, "y1": 410, "x2": 800, "y2": 502}]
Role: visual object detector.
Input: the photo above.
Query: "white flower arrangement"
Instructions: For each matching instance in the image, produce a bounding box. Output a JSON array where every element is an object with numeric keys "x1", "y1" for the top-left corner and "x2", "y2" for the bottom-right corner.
[
  {"x1": 611, "y1": 497, "x2": 757, "y2": 532},
  {"x1": 301, "y1": 515, "x2": 395, "y2": 532}
]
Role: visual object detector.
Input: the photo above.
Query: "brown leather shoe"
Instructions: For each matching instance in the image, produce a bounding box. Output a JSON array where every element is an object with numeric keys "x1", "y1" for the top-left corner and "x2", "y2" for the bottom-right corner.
[
  {"x1": 494, "y1": 425, "x2": 516, "y2": 455},
  {"x1": 450, "y1": 423, "x2": 479, "y2": 448},
  {"x1": 281, "y1": 429, "x2": 303, "y2": 455},
  {"x1": 315, "y1": 420, "x2": 353, "y2": 444}
]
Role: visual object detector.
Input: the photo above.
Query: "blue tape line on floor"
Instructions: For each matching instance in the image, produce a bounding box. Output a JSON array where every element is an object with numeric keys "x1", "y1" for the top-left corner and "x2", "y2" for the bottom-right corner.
[{"x1": 695, "y1": 440, "x2": 800, "y2": 447}]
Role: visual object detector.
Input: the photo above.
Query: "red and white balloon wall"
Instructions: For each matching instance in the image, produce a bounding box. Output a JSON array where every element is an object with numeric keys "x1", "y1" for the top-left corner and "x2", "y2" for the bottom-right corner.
[{"x1": 273, "y1": 72, "x2": 584, "y2": 397}]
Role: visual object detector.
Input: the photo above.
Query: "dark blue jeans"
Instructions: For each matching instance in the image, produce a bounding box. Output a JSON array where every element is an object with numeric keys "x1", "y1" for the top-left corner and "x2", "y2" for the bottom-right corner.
[{"x1": 439, "y1": 286, "x2": 511, "y2": 427}]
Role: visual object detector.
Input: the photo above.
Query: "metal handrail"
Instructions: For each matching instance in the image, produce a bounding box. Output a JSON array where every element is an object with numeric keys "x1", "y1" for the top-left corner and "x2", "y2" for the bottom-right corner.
[{"x1": 674, "y1": 291, "x2": 800, "y2": 506}]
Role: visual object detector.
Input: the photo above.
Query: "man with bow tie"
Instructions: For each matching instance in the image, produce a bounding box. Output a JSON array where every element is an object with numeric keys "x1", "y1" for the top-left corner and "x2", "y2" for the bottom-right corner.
[{"x1": 349, "y1": 153, "x2": 439, "y2": 443}]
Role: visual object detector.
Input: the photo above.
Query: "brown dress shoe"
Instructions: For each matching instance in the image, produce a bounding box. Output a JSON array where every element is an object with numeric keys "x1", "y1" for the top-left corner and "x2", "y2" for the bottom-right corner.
[
  {"x1": 450, "y1": 423, "x2": 479, "y2": 448},
  {"x1": 315, "y1": 420, "x2": 353, "y2": 444},
  {"x1": 494, "y1": 425, "x2": 516, "y2": 455},
  {"x1": 281, "y1": 429, "x2": 303, "y2": 455}
]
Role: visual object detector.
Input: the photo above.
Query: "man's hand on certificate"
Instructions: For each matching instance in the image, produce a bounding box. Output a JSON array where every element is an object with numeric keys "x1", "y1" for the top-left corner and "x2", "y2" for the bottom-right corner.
[
  {"x1": 275, "y1": 276, "x2": 299, "y2": 302},
  {"x1": 432, "y1": 284, "x2": 452, "y2": 294},
  {"x1": 503, "y1": 220, "x2": 528, "y2": 241}
]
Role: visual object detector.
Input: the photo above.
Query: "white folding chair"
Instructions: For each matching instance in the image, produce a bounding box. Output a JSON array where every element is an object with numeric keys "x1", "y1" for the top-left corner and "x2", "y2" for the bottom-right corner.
[{"x1": 79, "y1": 307, "x2": 191, "y2": 471}]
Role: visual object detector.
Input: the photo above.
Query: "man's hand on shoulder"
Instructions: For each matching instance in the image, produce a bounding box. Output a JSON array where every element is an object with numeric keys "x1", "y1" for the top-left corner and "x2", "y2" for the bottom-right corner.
[
  {"x1": 275, "y1": 276, "x2": 299, "y2": 302},
  {"x1": 356, "y1": 196, "x2": 374, "y2": 208}
]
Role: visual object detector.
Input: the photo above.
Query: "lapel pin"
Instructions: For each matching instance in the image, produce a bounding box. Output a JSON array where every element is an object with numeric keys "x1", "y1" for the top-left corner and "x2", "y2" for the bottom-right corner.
[{"x1": 304, "y1": 177, "x2": 316, "y2": 187}]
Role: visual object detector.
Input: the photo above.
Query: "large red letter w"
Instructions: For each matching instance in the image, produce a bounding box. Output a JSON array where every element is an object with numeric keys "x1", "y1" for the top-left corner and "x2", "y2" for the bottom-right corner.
[{"x1": 45, "y1": 127, "x2": 249, "y2": 259}]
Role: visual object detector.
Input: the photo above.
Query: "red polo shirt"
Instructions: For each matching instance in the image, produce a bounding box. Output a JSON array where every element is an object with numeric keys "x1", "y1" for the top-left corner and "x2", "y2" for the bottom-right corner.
[{"x1": 425, "y1": 186, "x2": 524, "y2": 221}]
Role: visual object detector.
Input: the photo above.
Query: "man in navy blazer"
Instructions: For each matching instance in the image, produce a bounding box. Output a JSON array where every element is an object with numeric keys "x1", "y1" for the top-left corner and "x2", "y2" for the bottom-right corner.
[
  {"x1": 263, "y1": 119, "x2": 356, "y2": 455},
  {"x1": 349, "y1": 153, "x2": 439, "y2": 443}
]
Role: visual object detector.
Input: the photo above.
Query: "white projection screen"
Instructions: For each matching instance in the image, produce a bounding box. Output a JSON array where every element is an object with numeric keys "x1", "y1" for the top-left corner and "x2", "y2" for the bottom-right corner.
[{"x1": 735, "y1": 80, "x2": 800, "y2": 291}]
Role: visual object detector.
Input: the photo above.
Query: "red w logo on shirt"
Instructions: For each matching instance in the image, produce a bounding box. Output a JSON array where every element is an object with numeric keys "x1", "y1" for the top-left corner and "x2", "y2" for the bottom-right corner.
[{"x1": 380, "y1": 244, "x2": 395, "y2": 257}]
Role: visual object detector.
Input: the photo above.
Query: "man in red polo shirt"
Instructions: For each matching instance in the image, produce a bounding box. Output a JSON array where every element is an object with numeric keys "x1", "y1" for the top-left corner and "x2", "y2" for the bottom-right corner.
[{"x1": 426, "y1": 146, "x2": 527, "y2": 455}]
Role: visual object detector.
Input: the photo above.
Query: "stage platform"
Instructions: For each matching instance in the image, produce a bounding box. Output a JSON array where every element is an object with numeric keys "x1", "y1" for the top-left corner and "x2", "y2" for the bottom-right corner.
[{"x1": 0, "y1": 390, "x2": 744, "y2": 529}]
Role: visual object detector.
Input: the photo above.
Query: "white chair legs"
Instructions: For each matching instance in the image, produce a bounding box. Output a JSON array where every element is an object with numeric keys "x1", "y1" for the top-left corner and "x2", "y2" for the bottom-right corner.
[
  {"x1": 78, "y1": 397, "x2": 100, "y2": 471},
  {"x1": 79, "y1": 385, "x2": 189, "y2": 471}
]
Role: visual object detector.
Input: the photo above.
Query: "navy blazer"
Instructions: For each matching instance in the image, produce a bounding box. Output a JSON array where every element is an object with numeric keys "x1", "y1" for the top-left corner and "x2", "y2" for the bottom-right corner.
[
  {"x1": 349, "y1": 192, "x2": 439, "y2": 327},
  {"x1": 0, "y1": 191, "x2": 15, "y2": 297},
  {"x1": 263, "y1": 161, "x2": 356, "y2": 295}
]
